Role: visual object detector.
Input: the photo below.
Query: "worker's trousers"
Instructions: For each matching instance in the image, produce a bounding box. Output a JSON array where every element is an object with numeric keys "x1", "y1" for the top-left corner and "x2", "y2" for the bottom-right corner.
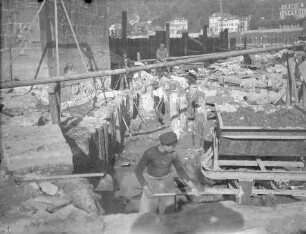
[{"x1": 139, "y1": 173, "x2": 176, "y2": 215}]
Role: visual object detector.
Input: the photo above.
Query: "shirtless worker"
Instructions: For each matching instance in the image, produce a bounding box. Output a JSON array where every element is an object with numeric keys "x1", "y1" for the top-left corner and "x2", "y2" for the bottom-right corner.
[{"x1": 135, "y1": 131, "x2": 199, "y2": 216}]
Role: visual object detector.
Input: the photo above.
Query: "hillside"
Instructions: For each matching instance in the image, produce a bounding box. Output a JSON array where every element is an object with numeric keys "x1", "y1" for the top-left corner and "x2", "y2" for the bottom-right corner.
[{"x1": 107, "y1": 0, "x2": 299, "y2": 32}]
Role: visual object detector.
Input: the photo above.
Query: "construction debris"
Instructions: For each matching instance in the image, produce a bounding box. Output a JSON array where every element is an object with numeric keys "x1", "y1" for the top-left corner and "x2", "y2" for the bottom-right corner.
[{"x1": 1, "y1": 43, "x2": 306, "y2": 234}]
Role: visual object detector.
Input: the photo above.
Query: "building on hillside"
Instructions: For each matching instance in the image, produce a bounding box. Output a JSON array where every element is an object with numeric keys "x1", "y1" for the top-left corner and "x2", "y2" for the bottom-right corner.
[
  {"x1": 131, "y1": 22, "x2": 150, "y2": 36},
  {"x1": 109, "y1": 24, "x2": 122, "y2": 37},
  {"x1": 208, "y1": 13, "x2": 250, "y2": 36},
  {"x1": 167, "y1": 18, "x2": 188, "y2": 35},
  {"x1": 279, "y1": 2, "x2": 306, "y2": 20}
]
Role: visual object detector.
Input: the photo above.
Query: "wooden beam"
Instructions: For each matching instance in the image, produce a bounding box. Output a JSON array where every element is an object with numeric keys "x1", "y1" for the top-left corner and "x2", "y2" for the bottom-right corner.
[
  {"x1": 222, "y1": 135, "x2": 306, "y2": 140},
  {"x1": 288, "y1": 57, "x2": 299, "y2": 104},
  {"x1": 286, "y1": 55, "x2": 293, "y2": 106},
  {"x1": 39, "y1": 0, "x2": 60, "y2": 124},
  {"x1": 218, "y1": 160, "x2": 304, "y2": 168},
  {"x1": 303, "y1": 81, "x2": 306, "y2": 110},
  {"x1": 165, "y1": 22, "x2": 170, "y2": 55},
  {"x1": 15, "y1": 173, "x2": 106, "y2": 183},
  {"x1": 122, "y1": 11, "x2": 127, "y2": 55},
  {"x1": 0, "y1": 44, "x2": 301, "y2": 89},
  {"x1": 182, "y1": 32, "x2": 188, "y2": 56}
]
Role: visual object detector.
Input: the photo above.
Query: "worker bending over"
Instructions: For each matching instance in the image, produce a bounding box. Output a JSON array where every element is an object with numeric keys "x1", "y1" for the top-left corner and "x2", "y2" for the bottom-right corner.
[{"x1": 135, "y1": 131, "x2": 199, "y2": 216}]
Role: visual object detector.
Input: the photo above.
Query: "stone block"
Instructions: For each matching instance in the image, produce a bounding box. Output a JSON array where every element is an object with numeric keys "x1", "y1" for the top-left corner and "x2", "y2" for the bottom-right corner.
[
  {"x1": 39, "y1": 182, "x2": 59, "y2": 196},
  {"x1": 1, "y1": 125, "x2": 73, "y2": 171}
]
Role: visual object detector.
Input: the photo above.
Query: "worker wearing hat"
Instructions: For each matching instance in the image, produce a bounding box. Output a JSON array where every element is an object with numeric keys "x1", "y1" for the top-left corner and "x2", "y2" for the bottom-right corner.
[
  {"x1": 135, "y1": 131, "x2": 199, "y2": 216},
  {"x1": 186, "y1": 68, "x2": 198, "y2": 86},
  {"x1": 185, "y1": 67, "x2": 205, "y2": 120}
]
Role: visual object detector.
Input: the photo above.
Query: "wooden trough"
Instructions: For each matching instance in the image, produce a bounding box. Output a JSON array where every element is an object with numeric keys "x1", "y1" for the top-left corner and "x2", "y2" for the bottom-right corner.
[{"x1": 201, "y1": 104, "x2": 306, "y2": 203}]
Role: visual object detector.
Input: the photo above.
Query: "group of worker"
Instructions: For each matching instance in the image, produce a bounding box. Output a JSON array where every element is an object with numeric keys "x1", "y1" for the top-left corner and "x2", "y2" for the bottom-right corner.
[{"x1": 132, "y1": 43, "x2": 205, "y2": 218}]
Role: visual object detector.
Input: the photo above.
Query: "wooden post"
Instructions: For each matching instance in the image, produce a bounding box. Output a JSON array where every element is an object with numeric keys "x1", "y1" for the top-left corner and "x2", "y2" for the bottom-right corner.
[
  {"x1": 224, "y1": 29, "x2": 229, "y2": 50},
  {"x1": 219, "y1": 30, "x2": 223, "y2": 48},
  {"x1": 298, "y1": 61, "x2": 306, "y2": 110},
  {"x1": 288, "y1": 57, "x2": 299, "y2": 105},
  {"x1": 182, "y1": 32, "x2": 188, "y2": 56},
  {"x1": 39, "y1": 0, "x2": 60, "y2": 124},
  {"x1": 212, "y1": 38, "x2": 216, "y2": 52},
  {"x1": 9, "y1": 45, "x2": 13, "y2": 81},
  {"x1": 302, "y1": 81, "x2": 306, "y2": 110},
  {"x1": 103, "y1": 124, "x2": 109, "y2": 165},
  {"x1": 237, "y1": 181, "x2": 253, "y2": 205},
  {"x1": 166, "y1": 22, "x2": 170, "y2": 56},
  {"x1": 286, "y1": 55, "x2": 293, "y2": 106},
  {"x1": 122, "y1": 11, "x2": 127, "y2": 56},
  {"x1": 149, "y1": 35, "x2": 155, "y2": 59},
  {"x1": 137, "y1": 52, "x2": 141, "y2": 86},
  {"x1": 202, "y1": 24, "x2": 208, "y2": 52}
]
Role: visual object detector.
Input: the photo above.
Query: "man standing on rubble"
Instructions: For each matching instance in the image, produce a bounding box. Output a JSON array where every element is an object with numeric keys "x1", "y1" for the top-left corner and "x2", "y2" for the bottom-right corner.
[
  {"x1": 156, "y1": 43, "x2": 170, "y2": 79},
  {"x1": 135, "y1": 131, "x2": 199, "y2": 216},
  {"x1": 185, "y1": 68, "x2": 206, "y2": 120}
]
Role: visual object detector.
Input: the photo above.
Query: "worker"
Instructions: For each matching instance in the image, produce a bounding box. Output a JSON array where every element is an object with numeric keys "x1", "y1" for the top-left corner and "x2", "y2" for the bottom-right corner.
[
  {"x1": 118, "y1": 51, "x2": 133, "y2": 90},
  {"x1": 135, "y1": 131, "x2": 199, "y2": 216},
  {"x1": 156, "y1": 43, "x2": 170, "y2": 79},
  {"x1": 185, "y1": 68, "x2": 206, "y2": 120},
  {"x1": 152, "y1": 81, "x2": 166, "y2": 125}
]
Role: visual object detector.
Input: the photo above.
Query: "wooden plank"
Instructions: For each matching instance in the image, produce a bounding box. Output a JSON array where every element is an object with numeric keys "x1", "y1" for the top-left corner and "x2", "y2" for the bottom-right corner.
[
  {"x1": 220, "y1": 126, "x2": 306, "y2": 131},
  {"x1": 201, "y1": 167, "x2": 306, "y2": 181},
  {"x1": 15, "y1": 173, "x2": 106, "y2": 183},
  {"x1": 222, "y1": 135, "x2": 306, "y2": 140},
  {"x1": 303, "y1": 81, "x2": 306, "y2": 110},
  {"x1": 218, "y1": 160, "x2": 304, "y2": 168},
  {"x1": 286, "y1": 55, "x2": 293, "y2": 106},
  {"x1": 103, "y1": 123, "x2": 109, "y2": 165},
  {"x1": 288, "y1": 57, "x2": 299, "y2": 104},
  {"x1": 256, "y1": 158, "x2": 267, "y2": 171},
  {"x1": 213, "y1": 132, "x2": 219, "y2": 170},
  {"x1": 154, "y1": 188, "x2": 306, "y2": 197}
]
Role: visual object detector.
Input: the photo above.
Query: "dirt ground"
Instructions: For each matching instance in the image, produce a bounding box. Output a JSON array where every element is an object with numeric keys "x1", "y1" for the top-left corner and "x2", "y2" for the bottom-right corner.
[
  {"x1": 1, "y1": 69, "x2": 306, "y2": 233},
  {"x1": 221, "y1": 105, "x2": 306, "y2": 128}
]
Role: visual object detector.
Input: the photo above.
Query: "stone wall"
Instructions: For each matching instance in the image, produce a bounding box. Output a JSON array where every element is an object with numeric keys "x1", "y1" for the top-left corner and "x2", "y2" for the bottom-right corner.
[{"x1": 1, "y1": 0, "x2": 111, "y2": 103}]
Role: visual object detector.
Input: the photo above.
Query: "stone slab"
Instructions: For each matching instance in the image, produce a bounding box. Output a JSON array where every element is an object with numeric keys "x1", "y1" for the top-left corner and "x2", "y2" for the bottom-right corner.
[{"x1": 1, "y1": 125, "x2": 73, "y2": 171}]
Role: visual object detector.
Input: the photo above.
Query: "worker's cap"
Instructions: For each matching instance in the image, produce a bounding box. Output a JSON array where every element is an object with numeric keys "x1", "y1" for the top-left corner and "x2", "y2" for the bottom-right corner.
[
  {"x1": 189, "y1": 67, "x2": 198, "y2": 74},
  {"x1": 159, "y1": 132, "x2": 178, "y2": 146}
]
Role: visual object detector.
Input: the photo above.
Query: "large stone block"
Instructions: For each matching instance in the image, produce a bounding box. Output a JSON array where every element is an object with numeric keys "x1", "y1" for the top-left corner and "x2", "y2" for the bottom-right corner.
[{"x1": 1, "y1": 125, "x2": 73, "y2": 171}]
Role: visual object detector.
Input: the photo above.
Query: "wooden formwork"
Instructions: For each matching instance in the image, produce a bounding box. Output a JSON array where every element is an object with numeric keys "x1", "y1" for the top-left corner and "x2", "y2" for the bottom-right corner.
[{"x1": 201, "y1": 104, "x2": 306, "y2": 203}]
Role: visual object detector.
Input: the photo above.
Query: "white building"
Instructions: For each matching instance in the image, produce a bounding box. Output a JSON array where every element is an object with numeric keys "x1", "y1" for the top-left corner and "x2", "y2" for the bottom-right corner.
[
  {"x1": 279, "y1": 2, "x2": 306, "y2": 20},
  {"x1": 167, "y1": 18, "x2": 188, "y2": 35},
  {"x1": 209, "y1": 13, "x2": 250, "y2": 36}
]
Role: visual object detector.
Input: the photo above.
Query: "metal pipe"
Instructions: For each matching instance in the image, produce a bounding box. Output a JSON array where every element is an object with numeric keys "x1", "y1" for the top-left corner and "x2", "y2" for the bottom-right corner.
[{"x1": 0, "y1": 44, "x2": 299, "y2": 89}]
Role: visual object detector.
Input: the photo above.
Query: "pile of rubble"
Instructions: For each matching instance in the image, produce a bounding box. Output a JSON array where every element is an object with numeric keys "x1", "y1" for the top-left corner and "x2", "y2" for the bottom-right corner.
[{"x1": 221, "y1": 105, "x2": 306, "y2": 128}]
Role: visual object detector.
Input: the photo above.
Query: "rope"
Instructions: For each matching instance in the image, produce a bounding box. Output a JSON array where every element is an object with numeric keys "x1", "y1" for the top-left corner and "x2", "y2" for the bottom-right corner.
[
  {"x1": 2, "y1": 0, "x2": 46, "y2": 76},
  {"x1": 60, "y1": 0, "x2": 98, "y2": 99}
]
